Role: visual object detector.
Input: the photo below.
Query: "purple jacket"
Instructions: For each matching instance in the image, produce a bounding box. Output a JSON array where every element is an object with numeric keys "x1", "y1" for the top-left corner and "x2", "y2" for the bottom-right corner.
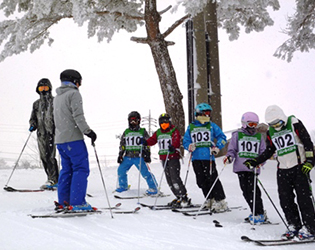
[{"x1": 226, "y1": 128, "x2": 266, "y2": 174}]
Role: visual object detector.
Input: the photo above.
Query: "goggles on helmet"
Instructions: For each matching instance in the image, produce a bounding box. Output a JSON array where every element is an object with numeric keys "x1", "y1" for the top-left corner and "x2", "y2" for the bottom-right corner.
[
  {"x1": 201, "y1": 110, "x2": 211, "y2": 117},
  {"x1": 129, "y1": 117, "x2": 139, "y2": 124},
  {"x1": 246, "y1": 122, "x2": 258, "y2": 128},
  {"x1": 160, "y1": 123, "x2": 170, "y2": 130},
  {"x1": 38, "y1": 86, "x2": 50, "y2": 92},
  {"x1": 269, "y1": 119, "x2": 284, "y2": 129}
]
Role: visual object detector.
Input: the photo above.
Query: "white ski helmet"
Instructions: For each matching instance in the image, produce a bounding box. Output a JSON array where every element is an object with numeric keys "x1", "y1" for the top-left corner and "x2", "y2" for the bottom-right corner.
[
  {"x1": 241, "y1": 112, "x2": 259, "y2": 128},
  {"x1": 265, "y1": 105, "x2": 287, "y2": 131}
]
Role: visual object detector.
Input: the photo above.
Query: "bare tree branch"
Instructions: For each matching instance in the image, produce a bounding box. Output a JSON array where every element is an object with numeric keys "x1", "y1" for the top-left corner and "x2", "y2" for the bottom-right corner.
[{"x1": 162, "y1": 14, "x2": 190, "y2": 38}]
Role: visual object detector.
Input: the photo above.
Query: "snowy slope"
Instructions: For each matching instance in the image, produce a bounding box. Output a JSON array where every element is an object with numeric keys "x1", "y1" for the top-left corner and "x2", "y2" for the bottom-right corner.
[{"x1": 1, "y1": 154, "x2": 315, "y2": 250}]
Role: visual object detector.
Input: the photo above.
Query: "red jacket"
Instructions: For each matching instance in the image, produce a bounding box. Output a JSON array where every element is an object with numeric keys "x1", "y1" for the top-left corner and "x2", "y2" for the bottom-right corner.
[{"x1": 146, "y1": 124, "x2": 181, "y2": 160}]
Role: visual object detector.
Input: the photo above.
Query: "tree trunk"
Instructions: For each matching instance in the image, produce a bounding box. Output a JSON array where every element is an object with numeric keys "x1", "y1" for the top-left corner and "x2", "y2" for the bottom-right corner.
[{"x1": 144, "y1": 0, "x2": 185, "y2": 136}]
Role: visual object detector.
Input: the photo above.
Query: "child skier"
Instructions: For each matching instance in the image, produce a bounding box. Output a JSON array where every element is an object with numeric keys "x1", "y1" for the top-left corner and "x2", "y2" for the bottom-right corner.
[
  {"x1": 116, "y1": 111, "x2": 158, "y2": 195},
  {"x1": 244, "y1": 105, "x2": 315, "y2": 241},
  {"x1": 183, "y1": 103, "x2": 228, "y2": 212},
  {"x1": 142, "y1": 113, "x2": 191, "y2": 208},
  {"x1": 223, "y1": 112, "x2": 267, "y2": 223}
]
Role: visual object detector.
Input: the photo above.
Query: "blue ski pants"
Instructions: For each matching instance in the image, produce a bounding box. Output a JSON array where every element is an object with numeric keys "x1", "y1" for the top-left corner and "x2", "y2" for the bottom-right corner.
[
  {"x1": 117, "y1": 157, "x2": 157, "y2": 190},
  {"x1": 56, "y1": 140, "x2": 89, "y2": 206}
]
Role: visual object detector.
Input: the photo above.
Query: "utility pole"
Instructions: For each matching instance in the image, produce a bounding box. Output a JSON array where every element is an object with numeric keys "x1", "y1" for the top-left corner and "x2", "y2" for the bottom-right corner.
[
  {"x1": 141, "y1": 110, "x2": 157, "y2": 136},
  {"x1": 186, "y1": 1, "x2": 222, "y2": 129}
]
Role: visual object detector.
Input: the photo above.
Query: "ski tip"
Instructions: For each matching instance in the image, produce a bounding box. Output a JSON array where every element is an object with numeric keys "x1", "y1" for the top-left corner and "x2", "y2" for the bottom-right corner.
[
  {"x1": 241, "y1": 236, "x2": 250, "y2": 241},
  {"x1": 135, "y1": 207, "x2": 141, "y2": 212},
  {"x1": 4, "y1": 186, "x2": 15, "y2": 192}
]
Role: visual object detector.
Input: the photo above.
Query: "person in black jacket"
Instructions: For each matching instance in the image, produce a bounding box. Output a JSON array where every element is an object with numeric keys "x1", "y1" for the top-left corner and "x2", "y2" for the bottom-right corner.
[
  {"x1": 29, "y1": 78, "x2": 59, "y2": 190},
  {"x1": 116, "y1": 111, "x2": 158, "y2": 195},
  {"x1": 244, "y1": 105, "x2": 315, "y2": 241}
]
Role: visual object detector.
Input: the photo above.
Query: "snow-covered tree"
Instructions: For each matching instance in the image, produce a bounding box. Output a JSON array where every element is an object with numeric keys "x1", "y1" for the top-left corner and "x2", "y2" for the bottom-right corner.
[
  {"x1": 274, "y1": 0, "x2": 315, "y2": 62},
  {"x1": 0, "y1": 0, "x2": 310, "y2": 133}
]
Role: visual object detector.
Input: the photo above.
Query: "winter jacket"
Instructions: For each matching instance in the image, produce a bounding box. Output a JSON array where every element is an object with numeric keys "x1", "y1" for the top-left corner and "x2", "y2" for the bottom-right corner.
[
  {"x1": 183, "y1": 120, "x2": 227, "y2": 161},
  {"x1": 29, "y1": 80, "x2": 55, "y2": 136},
  {"x1": 53, "y1": 84, "x2": 91, "y2": 144},
  {"x1": 119, "y1": 125, "x2": 151, "y2": 159},
  {"x1": 146, "y1": 124, "x2": 181, "y2": 161},
  {"x1": 255, "y1": 116, "x2": 315, "y2": 169},
  {"x1": 226, "y1": 127, "x2": 266, "y2": 173}
]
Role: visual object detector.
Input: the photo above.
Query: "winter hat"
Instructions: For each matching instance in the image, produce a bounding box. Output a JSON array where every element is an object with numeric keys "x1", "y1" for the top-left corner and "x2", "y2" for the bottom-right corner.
[
  {"x1": 265, "y1": 105, "x2": 288, "y2": 125},
  {"x1": 36, "y1": 78, "x2": 52, "y2": 94}
]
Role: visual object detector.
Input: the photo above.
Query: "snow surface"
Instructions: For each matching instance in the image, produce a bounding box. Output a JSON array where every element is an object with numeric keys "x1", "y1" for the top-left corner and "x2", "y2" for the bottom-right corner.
[{"x1": 1, "y1": 154, "x2": 315, "y2": 250}]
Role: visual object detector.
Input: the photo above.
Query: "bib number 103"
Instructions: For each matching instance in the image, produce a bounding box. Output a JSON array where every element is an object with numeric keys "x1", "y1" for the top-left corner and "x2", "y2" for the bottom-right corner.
[{"x1": 191, "y1": 131, "x2": 210, "y2": 143}]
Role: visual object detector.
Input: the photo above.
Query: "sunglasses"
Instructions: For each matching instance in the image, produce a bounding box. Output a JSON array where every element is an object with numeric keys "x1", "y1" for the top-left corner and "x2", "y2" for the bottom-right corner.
[
  {"x1": 269, "y1": 119, "x2": 284, "y2": 129},
  {"x1": 38, "y1": 86, "x2": 50, "y2": 92},
  {"x1": 246, "y1": 122, "x2": 258, "y2": 128}
]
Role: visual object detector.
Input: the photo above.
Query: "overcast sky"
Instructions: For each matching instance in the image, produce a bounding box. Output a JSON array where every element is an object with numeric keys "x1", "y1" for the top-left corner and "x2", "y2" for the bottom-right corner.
[{"x1": 1, "y1": 0, "x2": 315, "y2": 166}]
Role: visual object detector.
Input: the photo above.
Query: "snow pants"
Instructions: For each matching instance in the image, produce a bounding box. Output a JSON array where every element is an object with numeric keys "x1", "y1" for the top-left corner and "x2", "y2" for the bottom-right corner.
[
  {"x1": 117, "y1": 157, "x2": 157, "y2": 190},
  {"x1": 237, "y1": 171, "x2": 264, "y2": 215},
  {"x1": 37, "y1": 133, "x2": 59, "y2": 183},
  {"x1": 192, "y1": 160, "x2": 226, "y2": 201},
  {"x1": 161, "y1": 158, "x2": 187, "y2": 198},
  {"x1": 57, "y1": 140, "x2": 89, "y2": 206},
  {"x1": 277, "y1": 165, "x2": 315, "y2": 234}
]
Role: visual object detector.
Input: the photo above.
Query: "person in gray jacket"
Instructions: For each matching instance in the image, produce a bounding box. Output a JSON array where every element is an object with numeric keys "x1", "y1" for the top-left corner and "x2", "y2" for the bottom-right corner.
[
  {"x1": 29, "y1": 78, "x2": 59, "y2": 189},
  {"x1": 54, "y1": 69, "x2": 97, "y2": 212},
  {"x1": 223, "y1": 112, "x2": 266, "y2": 224}
]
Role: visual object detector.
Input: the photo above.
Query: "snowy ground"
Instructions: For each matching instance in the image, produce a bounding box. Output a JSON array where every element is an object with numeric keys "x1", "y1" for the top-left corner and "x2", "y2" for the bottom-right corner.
[{"x1": 1, "y1": 154, "x2": 315, "y2": 250}]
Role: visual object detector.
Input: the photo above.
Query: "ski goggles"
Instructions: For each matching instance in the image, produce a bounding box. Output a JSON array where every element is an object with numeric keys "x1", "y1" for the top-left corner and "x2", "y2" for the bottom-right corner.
[
  {"x1": 246, "y1": 122, "x2": 258, "y2": 128},
  {"x1": 129, "y1": 117, "x2": 139, "y2": 124},
  {"x1": 38, "y1": 86, "x2": 50, "y2": 92},
  {"x1": 269, "y1": 119, "x2": 284, "y2": 129},
  {"x1": 160, "y1": 122, "x2": 170, "y2": 130},
  {"x1": 197, "y1": 110, "x2": 211, "y2": 117}
]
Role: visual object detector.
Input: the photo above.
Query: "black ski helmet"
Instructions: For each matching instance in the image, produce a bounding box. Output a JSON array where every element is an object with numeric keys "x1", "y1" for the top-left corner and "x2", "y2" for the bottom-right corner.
[
  {"x1": 159, "y1": 113, "x2": 171, "y2": 124},
  {"x1": 36, "y1": 78, "x2": 52, "y2": 94},
  {"x1": 60, "y1": 69, "x2": 82, "y2": 86},
  {"x1": 128, "y1": 111, "x2": 141, "y2": 122}
]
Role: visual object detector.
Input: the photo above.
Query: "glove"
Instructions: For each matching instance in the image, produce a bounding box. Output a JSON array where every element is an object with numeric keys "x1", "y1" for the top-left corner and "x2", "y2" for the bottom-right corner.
[
  {"x1": 188, "y1": 143, "x2": 196, "y2": 152},
  {"x1": 29, "y1": 125, "x2": 36, "y2": 132},
  {"x1": 117, "y1": 155, "x2": 123, "y2": 164},
  {"x1": 211, "y1": 147, "x2": 220, "y2": 155},
  {"x1": 143, "y1": 148, "x2": 151, "y2": 163},
  {"x1": 168, "y1": 145, "x2": 175, "y2": 152},
  {"x1": 244, "y1": 159, "x2": 259, "y2": 169},
  {"x1": 140, "y1": 138, "x2": 148, "y2": 146},
  {"x1": 223, "y1": 156, "x2": 232, "y2": 165},
  {"x1": 302, "y1": 161, "x2": 313, "y2": 174},
  {"x1": 85, "y1": 130, "x2": 97, "y2": 145}
]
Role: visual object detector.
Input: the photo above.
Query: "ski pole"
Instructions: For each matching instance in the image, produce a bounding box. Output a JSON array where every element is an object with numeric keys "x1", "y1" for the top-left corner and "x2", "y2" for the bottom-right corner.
[
  {"x1": 93, "y1": 144, "x2": 114, "y2": 219},
  {"x1": 307, "y1": 176, "x2": 315, "y2": 212},
  {"x1": 257, "y1": 177, "x2": 289, "y2": 230},
  {"x1": 251, "y1": 168, "x2": 258, "y2": 229},
  {"x1": 183, "y1": 152, "x2": 192, "y2": 186},
  {"x1": 4, "y1": 132, "x2": 32, "y2": 189},
  {"x1": 137, "y1": 144, "x2": 144, "y2": 204},
  {"x1": 152, "y1": 151, "x2": 170, "y2": 208},
  {"x1": 193, "y1": 163, "x2": 227, "y2": 219}
]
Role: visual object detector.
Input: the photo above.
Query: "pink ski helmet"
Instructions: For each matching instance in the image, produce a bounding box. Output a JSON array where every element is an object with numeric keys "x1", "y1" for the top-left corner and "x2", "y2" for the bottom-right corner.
[{"x1": 241, "y1": 112, "x2": 259, "y2": 128}]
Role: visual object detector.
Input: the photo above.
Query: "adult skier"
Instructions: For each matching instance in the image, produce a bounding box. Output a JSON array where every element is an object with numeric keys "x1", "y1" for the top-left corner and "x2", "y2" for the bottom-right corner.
[
  {"x1": 244, "y1": 105, "x2": 315, "y2": 241},
  {"x1": 29, "y1": 78, "x2": 59, "y2": 190},
  {"x1": 142, "y1": 113, "x2": 191, "y2": 207},
  {"x1": 183, "y1": 103, "x2": 228, "y2": 212},
  {"x1": 223, "y1": 112, "x2": 267, "y2": 223},
  {"x1": 116, "y1": 111, "x2": 158, "y2": 195},
  {"x1": 54, "y1": 69, "x2": 97, "y2": 212}
]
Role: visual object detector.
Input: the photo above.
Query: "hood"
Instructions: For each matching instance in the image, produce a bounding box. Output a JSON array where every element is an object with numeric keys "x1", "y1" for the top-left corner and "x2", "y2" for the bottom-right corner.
[
  {"x1": 36, "y1": 78, "x2": 52, "y2": 94},
  {"x1": 55, "y1": 84, "x2": 78, "y2": 96},
  {"x1": 265, "y1": 105, "x2": 288, "y2": 125}
]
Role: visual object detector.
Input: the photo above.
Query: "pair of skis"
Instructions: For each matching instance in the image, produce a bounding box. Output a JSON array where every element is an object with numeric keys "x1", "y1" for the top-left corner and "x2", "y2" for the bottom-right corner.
[
  {"x1": 29, "y1": 203, "x2": 140, "y2": 218},
  {"x1": 241, "y1": 235, "x2": 315, "y2": 246}
]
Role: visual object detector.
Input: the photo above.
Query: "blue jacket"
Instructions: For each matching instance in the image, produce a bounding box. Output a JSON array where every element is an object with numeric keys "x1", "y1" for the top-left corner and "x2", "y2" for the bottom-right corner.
[{"x1": 183, "y1": 120, "x2": 227, "y2": 161}]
